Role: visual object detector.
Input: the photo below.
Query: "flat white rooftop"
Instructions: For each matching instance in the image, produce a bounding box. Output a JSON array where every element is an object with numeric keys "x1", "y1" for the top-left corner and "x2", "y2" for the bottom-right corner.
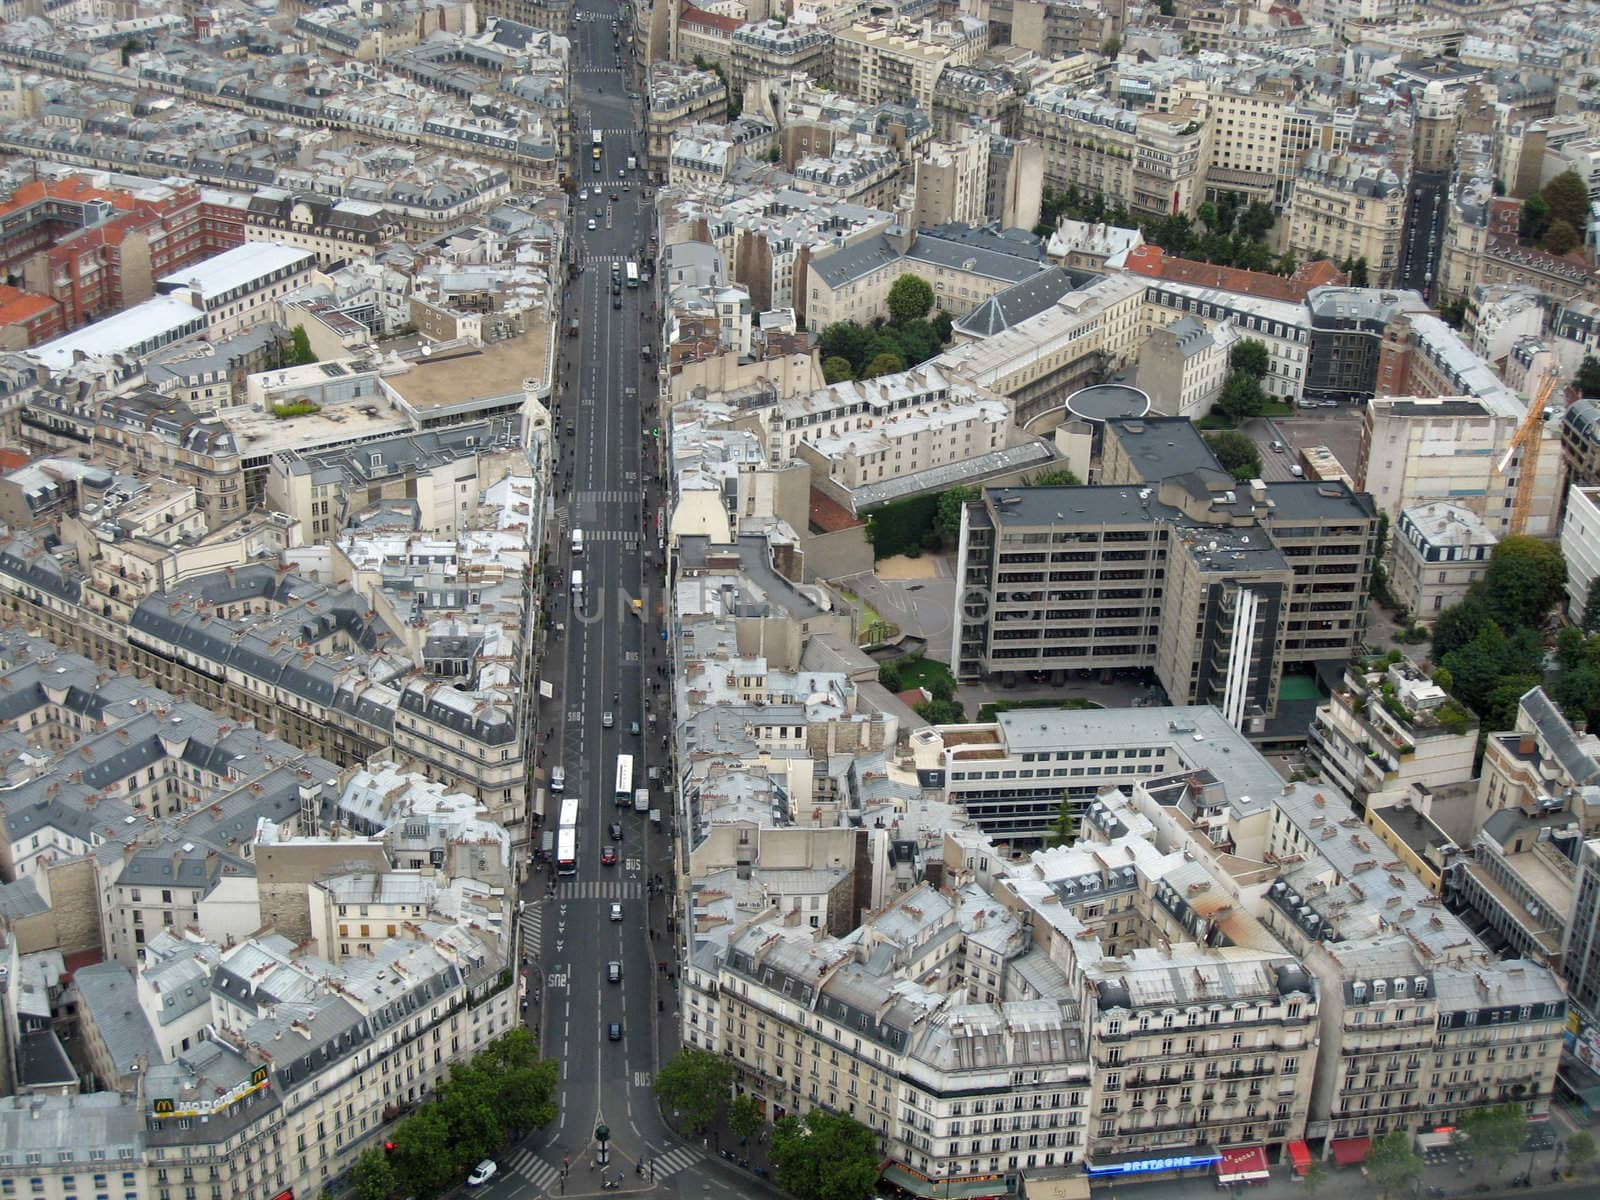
[
  {"x1": 29, "y1": 294, "x2": 207, "y2": 372},
  {"x1": 157, "y1": 241, "x2": 316, "y2": 299}
]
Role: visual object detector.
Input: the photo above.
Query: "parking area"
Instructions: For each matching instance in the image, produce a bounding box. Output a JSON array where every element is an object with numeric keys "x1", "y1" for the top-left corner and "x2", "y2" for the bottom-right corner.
[{"x1": 1243, "y1": 406, "x2": 1368, "y2": 481}]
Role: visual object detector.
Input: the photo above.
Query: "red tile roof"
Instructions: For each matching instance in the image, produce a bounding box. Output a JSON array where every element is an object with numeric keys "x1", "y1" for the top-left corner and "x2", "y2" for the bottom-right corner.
[
  {"x1": 679, "y1": 5, "x2": 742, "y2": 34},
  {"x1": 0, "y1": 285, "x2": 58, "y2": 325},
  {"x1": 1123, "y1": 244, "x2": 1347, "y2": 303},
  {"x1": 0, "y1": 175, "x2": 137, "y2": 219}
]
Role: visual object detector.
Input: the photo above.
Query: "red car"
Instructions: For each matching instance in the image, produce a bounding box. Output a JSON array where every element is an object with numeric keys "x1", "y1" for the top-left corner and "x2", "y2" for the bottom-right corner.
[{"x1": 601, "y1": 846, "x2": 618, "y2": 866}]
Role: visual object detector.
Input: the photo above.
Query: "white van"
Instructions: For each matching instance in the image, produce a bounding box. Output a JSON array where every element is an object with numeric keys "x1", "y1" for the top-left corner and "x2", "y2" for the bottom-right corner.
[
  {"x1": 571, "y1": 568, "x2": 584, "y2": 594},
  {"x1": 572, "y1": 528, "x2": 584, "y2": 555},
  {"x1": 550, "y1": 766, "x2": 565, "y2": 792}
]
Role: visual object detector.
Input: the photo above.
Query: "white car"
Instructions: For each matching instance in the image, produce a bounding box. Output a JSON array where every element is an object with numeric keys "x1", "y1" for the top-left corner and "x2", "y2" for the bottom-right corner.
[
  {"x1": 586, "y1": 218, "x2": 596, "y2": 231},
  {"x1": 467, "y1": 1161, "x2": 498, "y2": 1187},
  {"x1": 610, "y1": 902, "x2": 623, "y2": 922}
]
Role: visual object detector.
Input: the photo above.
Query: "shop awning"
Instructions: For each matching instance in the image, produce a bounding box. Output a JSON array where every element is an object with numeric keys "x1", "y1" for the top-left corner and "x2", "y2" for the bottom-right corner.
[
  {"x1": 1331, "y1": 1137, "x2": 1372, "y2": 1166},
  {"x1": 1216, "y1": 1146, "x2": 1270, "y2": 1183},
  {"x1": 1286, "y1": 1141, "x2": 1312, "y2": 1175}
]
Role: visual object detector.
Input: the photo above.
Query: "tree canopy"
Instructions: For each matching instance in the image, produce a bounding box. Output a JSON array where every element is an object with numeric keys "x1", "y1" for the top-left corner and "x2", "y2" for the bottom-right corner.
[
  {"x1": 1576, "y1": 354, "x2": 1600, "y2": 399},
  {"x1": 1205, "y1": 430, "x2": 1262, "y2": 482},
  {"x1": 1543, "y1": 169, "x2": 1591, "y2": 231},
  {"x1": 1214, "y1": 370, "x2": 1268, "y2": 422},
  {"x1": 1544, "y1": 219, "x2": 1580, "y2": 256},
  {"x1": 770, "y1": 1108, "x2": 882, "y2": 1200},
  {"x1": 1456, "y1": 1103, "x2": 1527, "y2": 1173},
  {"x1": 1365, "y1": 1130, "x2": 1424, "y2": 1198},
  {"x1": 886, "y1": 274, "x2": 934, "y2": 324},
  {"x1": 1229, "y1": 338, "x2": 1270, "y2": 380},
  {"x1": 653, "y1": 1047, "x2": 734, "y2": 1134}
]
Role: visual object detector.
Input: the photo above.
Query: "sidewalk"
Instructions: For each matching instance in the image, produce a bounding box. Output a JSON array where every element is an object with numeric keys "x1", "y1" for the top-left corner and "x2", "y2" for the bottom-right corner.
[{"x1": 1088, "y1": 1156, "x2": 1592, "y2": 1200}]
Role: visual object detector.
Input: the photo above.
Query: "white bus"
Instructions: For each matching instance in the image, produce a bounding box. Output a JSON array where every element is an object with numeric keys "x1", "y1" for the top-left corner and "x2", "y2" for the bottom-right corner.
[
  {"x1": 591, "y1": 130, "x2": 603, "y2": 160},
  {"x1": 556, "y1": 828, "x2": 577, "y2": 876},
  {"x1": 614, "y1": 754, "x2": 634, "y2": 806},
  {"x1": 558, "y1": 795, "x2": 580, "y2": 832},
  {"x1": 625, "y1": 261, "x2": 639, "y2": 288}
]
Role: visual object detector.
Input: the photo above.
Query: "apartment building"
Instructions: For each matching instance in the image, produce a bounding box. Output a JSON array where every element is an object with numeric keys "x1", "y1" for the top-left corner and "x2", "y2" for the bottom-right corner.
[
  {"x1": 685, "y1": 882, "x2": 1094, "y2": 1196},
  {"x1": 1388, "y1": 501, "x2": 1497, "y2": 621},
  {"x1": 729, "y1": 20, "x2": 832, "y2": 94},
  {"x1": 646, "y1": 63, "x2": 729, "y2": 165},
  {"x1": 933, "y1": 273, "x2": 1147, "y2": 411},
  {"x1": 241, "y1": 192, "x2": 400, "y2": 267},
  {"x1": 953, "y1": 421, "x2": 1378, "y2": 724},
  {"x1": 1284, "y1": 152, "x2": 1407, "y2": 287},
  {"x1": 1559, "y1": 485, "x2": 1600, "y2": 624},
  {"x1": 1562, "y1": 399, "x2": 1600, "y2": 493},
  {"x1": 831, "y1": 18, "x2": 986, "y2": 112},
  {"x1": 1166, "y1": 81, "x2": 1350, "y2": 207},
  {"x1": 1454, "y1": 803, "x2": 1585, "y2": 971},
  {"x1": 1357, "y1": 396, "x2": 1562, "y2": 539},
  {"x1": 1477, "y1": 688, "x2": 1600, "y2": 826},
  {"x1": 1304, "y1": 286, "x2": 1431, "y2": 401},
  {"x1": 1568, "y1": 838, "x2": 1600, "y2": 1020},
  {"x1": 1308, "y1": 656, "x2": 1479, "y2": 809},
  {"x1": 911, "y1": 134, "x2": 991, "y2": 228},
  {"x1": 791, "y1": 138, "x2": 904, "y2": 209},
  {"x1": 1000, "y1": 834, "x2": 1318, "y2": 1174},
  {"x1": 674, "y1": 5, "x2": 741, "y2": 72},
  {"x1": 1134, "y1": 314, "x2": 1232, "y2": 419},
  {"x1": 1139, "y1": 279, "x2": 1312, "y2": 402},
  {"x1": 154, "y1": 242, "x2": 318, "y2": 339}
]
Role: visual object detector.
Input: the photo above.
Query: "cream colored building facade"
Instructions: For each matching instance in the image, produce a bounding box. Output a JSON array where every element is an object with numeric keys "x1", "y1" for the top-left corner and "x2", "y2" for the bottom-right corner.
[
  {"x1": 1285, "y1": 153, "x2": 1407, "y2": 286},
  {"x1": 830, "y1": 18, "x2": 986, "y2": 111}
]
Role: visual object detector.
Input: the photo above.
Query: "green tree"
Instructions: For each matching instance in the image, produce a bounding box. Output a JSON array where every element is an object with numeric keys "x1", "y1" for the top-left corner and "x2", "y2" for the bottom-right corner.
[
  {"x1": 1543, "y1": 219, "x2": 1580, "y2": 256},
  {"x1": 1457, "y1": 1103, "x2": 1527, "y2": 1175},
  {"x1": 289, "y1": 325, "x2": 316, "y2": 365},
  {"x1": 1557, "y1": 625, "x2": 1589, "y2": 669},
  {"x1": 886, "y1": 274, "x2": 934, "y2": 324},
  {"x1": 1101, "y1": 35, "x2": 1122, "y2": 57},
  {"x1": 935, "y1": 485, "x2": 980, "y2": 541},
  {"x1": 1365, "y1": 1130, "x2": 1424, "y2": 1198},
  {"x1": 819, "y1": 321, "x2": 872, "y2": 367},
  {"x1": 1234, "y1": 237, "x2": 1275, "y2": 273},
  {"x1": 894, "y1": 318, "x2": 942, "y2": 366},
  {"x1": 1578, "y1": 355, "x2": 1600, "y2": 399},
  {"x1": 1237, "y1": 201, "x2": 1276, "y2": 241},
  {"x1": 1553, "y1": 663, "x2": 1600, "y2": 729},
  {"x1": 1542, "y1": 169, "x2": 1592, "y2": 230},
  {"x1": 1484, "y1": 535, "x2": 1567, "y2": 627},
  {"x1": 1566, "y1": 1130, "x2": 1597, "y2": 1174},
  {"x1": 863, "y1": 351, "x2": 905, "y2": 378},
  {"x1": 653, "y1": 1048, "x2": 733, "y2": 1134},
  {"x1": 1432, "y1": 597, "x2": 1490, "y2": 659},
  {"x1": 1275, "y1": 252, "x2": 1298, "y2": 277},
  {"x1": 770, "y1": 1108, "x2": 882, "y2": 1200},
  {"x1": 1301, "y1": 1159, "x2": 1327, "y2": 1194},
  {"x1": 1046, "y1": 792, "x2": 1078, "y2": 847},
  {"x1": 822, "y1": 355, "x2": 854, "y2": 384},
  {"x1": 1027, "y1": 467, "x2": 1083, "y2": 485},
  {"x1": 1196, "y1": 200, "x2": 1219, "y2": 232},
  {"x1": 1215, "y1": 371, "x2": 1267, "y2": 422},
  {"x1": 1157, "y1": 0, "x2": 1175, "y2": 12},
  {"x1": 728, "y1": 1095, "x2": 763, "y2": 1143},
  {"x1": 932, "y1": 310, "x2": 954, "y2": 342},
  {"x1": 1583, "y1": 575, "x2": 1600, "y2": 633},
  {"x1": 1520, "y1": 193, "x2": 1551, "y2": 243},
  {"x1": 1344, "y1": 257, "x2": 1371, "y2": 287},
  {"x1": 351, "y1": 1149, "x2": 396, "y2": 1200},
  {"x1": 1205, "y1": 430, "x2": 1263, "y2": 482},
  {"x1": 391, "y1": 1105, "x2": 458, "y2": 1199},
  {"x1": 915, "y1": 697, "x2": 966, "y2": 724},
  {"x1": 437, "y1": 1061, "x2": 505, "y2": 1169},
  {"x1": 1229, "y1": 338, "x2": 1271, "y2": 379}
]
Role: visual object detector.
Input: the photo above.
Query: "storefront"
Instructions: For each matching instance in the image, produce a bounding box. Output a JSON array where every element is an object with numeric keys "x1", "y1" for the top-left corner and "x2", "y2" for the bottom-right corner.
[
  {"x1": 1084, "y1": 1149, "x2": 1223, "y2": 1182},
  {"x1": 1215, "y1": 1147, "x2": 1271, "y2": 1186},
  {"x1": 1330, "y1": 1137, "x2": 1372, "y2": 1168},
  {"x1": 1285, "y1": 1142, "x2": 1312, "y2": 1178}
]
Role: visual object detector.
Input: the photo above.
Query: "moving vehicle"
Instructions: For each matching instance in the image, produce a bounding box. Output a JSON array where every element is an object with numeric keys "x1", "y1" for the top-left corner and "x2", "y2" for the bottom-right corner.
[
  {"x1": 571, "y1": 568, "x2": 584, "y2": 596},
  {"x1": 537, "y1": 830, "x2": 554, "y2": 861},
  {"x1": 586, "y1": 218, "x2": 596, "y2": 231},
  {"x1": 591, "y1": 130, "x2": 603, "y2": 161},
  {"x1": 556, "y1": 829, "x2": 577, "y2": 876},
  {"x1": 609, "y1": 902, "x2": 623, "y2": 922},
  {"x1": 628, "y1": 720, "x2": 640, "y2": 736},
  {"x1": 609, "y1": 821, "x2": 624, "y2": 841},
  {"x1": 608, "y1": 1021, "x2": 622, "y2": 1041},
  {"x1": 614, "y1": 754, "x2": 634, "y2": 804},
  {"x1": 634, "y1": 787, "x2": 649, "y2": 813},
  {"x1": 603, "y1": 711, "x2": 615, "y2": 728},
  {"x1": 601, "y1": 845, "x2": 617, "y2": 866},
  {"x1": 625, "y1": 262, "x2": 638, "y2": 288},
  {"x1": 572, "y1": 527, "x2": 584, "y2": 554},
  {"x1": 468, "y1": 1161, "x2": 498, "y2": 1187},
  {"x1": 627, "y1": 155, "x2": 637, "y2": 170},
  {"x1": 550, "y1": 765, "x2": 565, "y2": 792},
  {"x1": 607, "y1": 960, "x2": 621, "y2": 983}
]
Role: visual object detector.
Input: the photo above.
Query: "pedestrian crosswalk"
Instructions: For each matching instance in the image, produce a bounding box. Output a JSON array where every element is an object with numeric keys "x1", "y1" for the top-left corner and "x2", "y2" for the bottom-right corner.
[
  {"x1": 506, "y1": 1147, "x2": 562, "y2": 1190},
  {"x1": 558, "y1": 879, "x2": 643, "y2": 900},
  {"x1": 570, "y1": 526, "x2": 640, "y2": 541},
  {"x1": 648, "y1": 1144, "x2": 705, "y2": 1180},
  {"x1": 502, "y1": 1142, "x2": 704, "y2": 1192},
  {"x1": 576, "y1": 490, "x2": 643, "y2": 505},
  {"x1": 517, "y1": 903, "x2": 543, "y2": 960}
]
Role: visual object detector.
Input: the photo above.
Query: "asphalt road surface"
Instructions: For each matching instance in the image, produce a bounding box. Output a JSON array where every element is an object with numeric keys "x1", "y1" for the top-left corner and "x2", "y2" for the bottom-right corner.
[{"x1": 1399, "y1": 169, "x2": 1447, "y2": 300}]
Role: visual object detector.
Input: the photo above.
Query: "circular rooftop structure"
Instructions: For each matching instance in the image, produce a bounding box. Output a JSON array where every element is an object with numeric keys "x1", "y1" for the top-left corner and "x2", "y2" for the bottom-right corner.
[{"x1": 1064, "y1": 382, "x2": 1151, "y2": 424}]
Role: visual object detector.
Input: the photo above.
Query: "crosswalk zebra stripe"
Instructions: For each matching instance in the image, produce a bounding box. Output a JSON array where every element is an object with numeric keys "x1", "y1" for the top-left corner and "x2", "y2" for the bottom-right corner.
[
  {"x1": 517, "y1": 907, "x2": 542, "y2": 958},
  {"x1": 506, "y1": 1148, "x2": 561, "y2": 1189},
  {"x1": 649, "y1": 1145, "x2": 704, "y2": 1178},
  {"x1": 556, "y1": 880, "x2": 642, "y2": 900}
]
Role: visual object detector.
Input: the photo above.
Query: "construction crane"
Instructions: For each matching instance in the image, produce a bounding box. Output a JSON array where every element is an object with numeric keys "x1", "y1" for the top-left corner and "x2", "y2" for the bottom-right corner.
[{"x1": 1496, "y1": 364, "x2": 1562, "y2": 537}]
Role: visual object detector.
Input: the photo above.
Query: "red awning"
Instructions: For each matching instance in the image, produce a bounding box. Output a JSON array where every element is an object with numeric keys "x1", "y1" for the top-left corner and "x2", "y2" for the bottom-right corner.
[
  {"x1": 1216, "y1": 1146, "x2": 1270, "y2": 1183},
  {"x1": 1286, "y1": 1141, "x2": 1312, "y2": 1175},
  {"x1": 1331, "y1": 1137, "x2": 1372, "y2": 1166}
]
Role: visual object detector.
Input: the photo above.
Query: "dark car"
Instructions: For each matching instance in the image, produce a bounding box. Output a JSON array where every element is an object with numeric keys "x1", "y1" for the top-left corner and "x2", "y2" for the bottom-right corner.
[
  {"x1": 607, "y1": 961, "x2": 622, "y2": 983},
  {"x1": 608, "y1": 1021, "x2": 622, "y2": 1041},
  {"x1": 613, "y1": 296, "x2": 621, "y2": 309},
  {"x1": 609, "y1": 821, "x2": 623, "y2": 841},
  {"x1": 601, "y1": 845, "x2": 618, "y2": 866}
]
